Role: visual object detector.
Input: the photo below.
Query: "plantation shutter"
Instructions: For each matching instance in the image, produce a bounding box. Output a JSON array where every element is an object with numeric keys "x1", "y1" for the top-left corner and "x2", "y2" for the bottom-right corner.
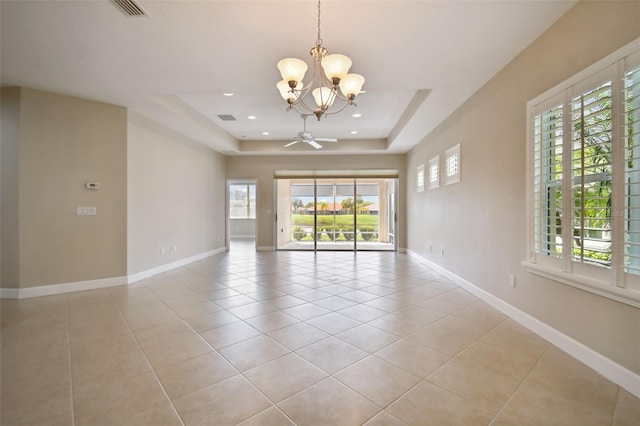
[
  {"x1": 533, "y1": 101, "x2": 564, "y2": 260},
  {"x1": 570, "y1": 80, "x2": 613, "y2": 267},
  {"x1": 624, "y1": 59, "x2": 640, "y2": 276}
]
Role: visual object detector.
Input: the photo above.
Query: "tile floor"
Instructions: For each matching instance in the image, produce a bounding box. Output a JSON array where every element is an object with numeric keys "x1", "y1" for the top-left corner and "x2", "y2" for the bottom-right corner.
[{"x1": 1, "y1": 243, "x2": 639, "y2": 425}]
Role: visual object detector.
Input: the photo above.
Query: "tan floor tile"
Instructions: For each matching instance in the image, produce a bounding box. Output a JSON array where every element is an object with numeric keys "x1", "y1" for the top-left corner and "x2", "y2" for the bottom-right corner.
[
  {"x1": 375, "y1": 337, "x2": 452, "y2": 377},
  {"x1": 245, "y1": 311, "x2": 300, "y2": 332},
  {"x1": 613, "y1": 388, "x2": 640, "y2": 426},
  {"x1": 368, "y1": 313, "x2": 425, "y2": 337},
  {"x1": 202, "y1": 287, "x2": 241, "y2": 301},
  {"x1": 74, "y1": 371, "x2": 170, "y2": 425},
  {"x1": 143, "y1": 333, "x2": 212, "y2": 369},
  {"x1": 262, "y1": 295, "x2": 306, "y2": 310},
  {"x1": 363, "y1": 296, "x2": 408, "y2": 313},
  {"x1": 67, "y1": 288, "x2": 115, "y2": 310},
  {"x1": 156, "y1": 351, "x2": 238, "y2": 399},
  {"x1": 314, "y1": 295, "x2": 359, "y2": 311},
  {"x1": 184, "y1": 309, "x2": 239, "y2": 332},
  {"x1": 245, "y1": 353, "x2": 327, "y2": 402},
  {"x1": 69, "y1": 305, "x2": 131, "y2": 339},
  {"x1": 493, "y1": 380, "x2": 614, "y2": 426},
  {"x1": 238, "y1": 407, "x2": 296, "y2": 426},
  {"x1": 200, "y1": 320, "x2": 262, "y2": 349},
  {"x1": 219, "y1": 335, "x2": 290, "y2": 371},
  {"x1": 133, "y1": 319, "x2": 196, "y2": 348},
  {"x1": 335, "y1": 356, "x2": 421, "y2": 407},
  {"x1": 393, "y1": 305, "x2": 448, "y2": 325},
  {"x1": 267, "y1": 322, "x2": 330, "y2": 350},
  {"x1": 72, "y1": 348, "x2": 151, "y2": 388},
  {"x1": 1, "y1": 376, "x2": 73, "y2": 426},
  {"x1": 70, "y1": 330, "x2": 140, "y2": 361},
  {"x1": 173, "y1": 374, "x2": 272, "y2": 425},
  {"x1": 524, "y1": 355, "x2": 619, "y2": 416},
  {"x1": 278, "y1": 377, "x2": 379, "y2": 426},
  {"x1": 121, "y1": 301, "x2": 182, "y2": 330},
  {"x1": 479, "y1": 319, "x2": 550, "y2": 358},
  {"x1": 306, "y1": 312, "x2": 362, "y2": 335},
  {"x1": 406, "y1": 323, "x2": 476, "y2": 355},
  {"x1": 338, "y1": 304, "x2": 388, "y2": 322},
  {"x1": 228, "y1": 301, "x2": 277, "y2": 319},
  {"x1": 211, "y1": 294, "x2": 257, "y2": 309},
  {"x1": 387, "y1": 381, "x2": 494, "y2": 425},
  {"x1": 427, "y1": 358, "x2": 523, "y2": 415},
  {"x1": 117, "y1": 402, "x2": 183, "y2": 426},
  {"x1": 336, "y1": 324, "x2": 400, "y2": 353},
  {"x1": 455, "y1": 341, "x2": 539, "y2": 381},
  {"x1": 282, "y1": 302, "x2": 332, "y2": 321},
  {"x1": 363, "y1": 410, "x2": 408, "y2": 426},
  {"x1": 416, "y1": 297, "x2": 464, "y2": 314},
  {"x1": 296, "y1": 336, "x2": 369, "y2": 374},
  {"x1": 167, "y1": 299, "x2": 221, "y2": 319}
]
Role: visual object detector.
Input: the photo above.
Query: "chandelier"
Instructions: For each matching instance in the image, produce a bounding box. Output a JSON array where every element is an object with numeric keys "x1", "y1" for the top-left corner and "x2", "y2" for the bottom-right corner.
[{"x1": 276, "y1": 0, "x2": 365, "y2": 121}]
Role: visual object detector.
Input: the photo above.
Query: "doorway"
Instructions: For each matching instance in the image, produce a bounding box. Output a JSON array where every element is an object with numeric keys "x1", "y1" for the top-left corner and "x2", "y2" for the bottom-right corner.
[
  {"x1": 275, "y1": 177, "x2": 397, "y2": 251},
  {"x1": 227, "y1": 180, "x2": 257, "y2": 251}
]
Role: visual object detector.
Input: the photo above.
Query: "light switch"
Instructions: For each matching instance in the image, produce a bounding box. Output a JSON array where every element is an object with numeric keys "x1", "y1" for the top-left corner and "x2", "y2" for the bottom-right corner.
[{"x1": 77, "y1": 206, "x2": 97, "y2": 216}]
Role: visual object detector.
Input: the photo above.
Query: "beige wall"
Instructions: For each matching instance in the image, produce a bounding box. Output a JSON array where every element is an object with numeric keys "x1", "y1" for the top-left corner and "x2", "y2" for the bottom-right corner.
[
  {"x1": 1, "y1": 88, "x2": 128, "y2": 288},
  {"x1": 406, "y1": 1, "x2": 640, "y2": 373},
  {"x1": 1, "y1": 88, "x2": 21, "y2": 288},
  {"x1": 226, "y1": 155, "x2": 406, "y2": 250},
  {"x1": 127, "y1": 112, "x2": 226, "y2": 274}
]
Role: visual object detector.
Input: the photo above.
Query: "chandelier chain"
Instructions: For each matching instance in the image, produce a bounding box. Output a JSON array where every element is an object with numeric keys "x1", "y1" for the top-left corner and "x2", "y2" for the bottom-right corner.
[{"x1": 316, "y1": 0, "x2": 322, "y2": 47}]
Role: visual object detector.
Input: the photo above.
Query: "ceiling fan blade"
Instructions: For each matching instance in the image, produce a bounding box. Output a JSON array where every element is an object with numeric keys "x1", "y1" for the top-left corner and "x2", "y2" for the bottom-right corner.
[
  {"x1": 314, "y1": 137, "x2": 338, "y2": 143},
  {"x1": 307, "y1": 140, "x2": 323, "y2": 149},
  {"x1": 283, "y1": 140, "x2": 300, "y2": 148}
]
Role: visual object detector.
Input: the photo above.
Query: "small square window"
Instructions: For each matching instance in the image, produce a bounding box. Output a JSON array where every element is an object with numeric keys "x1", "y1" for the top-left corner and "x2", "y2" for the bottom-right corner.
[
  {"x1": 428, "y1": 156, "x2": 439, "y2": 190},
  {"x1": 445, "y1": 144, "x2": 460, "y2": 185},
  {"x1": 416, "y1": 164, "x2": 425, "y2": 192}
]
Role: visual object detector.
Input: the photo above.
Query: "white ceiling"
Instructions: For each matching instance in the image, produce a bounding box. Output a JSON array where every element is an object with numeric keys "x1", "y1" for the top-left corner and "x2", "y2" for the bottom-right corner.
[{"x1": 1, "y1": 0, "x2": 577, "y2": 155}]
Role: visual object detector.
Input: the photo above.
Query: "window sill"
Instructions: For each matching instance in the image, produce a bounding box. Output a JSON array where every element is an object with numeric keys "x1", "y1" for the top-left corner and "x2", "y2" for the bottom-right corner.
[{"x1": 521, "y1": 261, "x2": 640, "y2": 308}]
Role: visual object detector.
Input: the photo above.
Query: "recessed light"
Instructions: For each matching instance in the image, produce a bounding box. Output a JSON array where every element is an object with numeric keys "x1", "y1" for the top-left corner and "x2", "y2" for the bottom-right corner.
[
  {"x1": 262, "y1": 131, "x2": 270, "y2": 136},
  {"x1": 223, "y1": 93, "x2": 234, "y2": 97},
  {"x1": 248, "y1": 115, "x2": 256, "y2": 120},
  {"x1": 352, "y1": 113, "x2": 362, "y2": 118},
  {"x1": 350, "y1": 130, "x2": 358, "y2": 135}
]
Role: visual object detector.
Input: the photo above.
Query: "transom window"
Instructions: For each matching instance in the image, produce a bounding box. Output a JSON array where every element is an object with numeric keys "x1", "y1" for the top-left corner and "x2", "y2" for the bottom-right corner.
[{"x1": 526, "y1": 38, "x2": 640, "y2": 306}]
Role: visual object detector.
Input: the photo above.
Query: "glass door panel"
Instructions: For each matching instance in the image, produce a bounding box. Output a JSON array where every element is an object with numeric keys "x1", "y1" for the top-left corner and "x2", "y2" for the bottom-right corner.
[
  {"x1": 316, "y1": 179, "x2": 355, "y2": 251},
  {"x1": 276, "y1": 178, "x2": 316, "y2": 250},
  {"x1": 356, "y1": 179, "x2": 395, "y2": 251}
]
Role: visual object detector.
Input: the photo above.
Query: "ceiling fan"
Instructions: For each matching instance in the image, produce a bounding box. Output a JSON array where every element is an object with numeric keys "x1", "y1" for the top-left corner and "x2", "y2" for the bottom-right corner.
[{"x1": 284, "y1": 114, "x2": 338, "y2": 150}]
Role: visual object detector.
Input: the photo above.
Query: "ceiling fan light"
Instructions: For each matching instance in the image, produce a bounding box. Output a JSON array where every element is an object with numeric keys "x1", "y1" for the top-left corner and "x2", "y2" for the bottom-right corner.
[
  {"x1": 321, "y1": 54, "x2": 352, "y2": 82},
  {"x1": 339, "y1": 73, "x2": 365, "y2": 98},
  {"x1": 277, "y1": 58, "x2": 308, "y2": 86},
  {"x1": 277, "y1": 79, "x2": 302, "y2": 102},
  {"x1": 312, "y1": 86, "x2": 335, "y2": 108}
]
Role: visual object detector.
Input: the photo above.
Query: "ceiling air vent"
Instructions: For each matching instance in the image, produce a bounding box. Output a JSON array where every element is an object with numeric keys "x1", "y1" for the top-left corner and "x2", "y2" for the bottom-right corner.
[
  {"x1": 111, "y1": 0, "x2": 148, "y2": 17},
  {"x1": 218, "y1": 115, "x2": 237, "y2": 121}
]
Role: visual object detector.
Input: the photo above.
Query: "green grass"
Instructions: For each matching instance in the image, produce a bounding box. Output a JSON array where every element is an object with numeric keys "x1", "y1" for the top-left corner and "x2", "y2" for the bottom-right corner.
[{"x1": 291, "y1": 214, "x2": 379, "y2": 228}]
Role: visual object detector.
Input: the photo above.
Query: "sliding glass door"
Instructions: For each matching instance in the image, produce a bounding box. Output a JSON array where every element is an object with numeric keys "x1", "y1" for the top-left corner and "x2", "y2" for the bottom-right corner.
[{"x1": 276, "y1": 177, "x2": 397, "y2": 251}]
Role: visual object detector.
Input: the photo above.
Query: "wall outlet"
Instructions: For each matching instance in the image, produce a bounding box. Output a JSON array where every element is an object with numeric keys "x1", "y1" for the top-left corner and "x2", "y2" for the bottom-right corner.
[
  {"x1": 440, "y1": 248, "x2": 445, "y2": 257},
  {"x1": 508, "y1": 275, "x2": 516, "y2": 288},
  {"x1": 77, "y1": 206, "x2": 96, "y2": 216},
  {"x1": 170, "y1": 245, "x2": 177, "y2": 253},
  {"x1": 160, "y1": 247, "x2": 166, "y2": 255}
]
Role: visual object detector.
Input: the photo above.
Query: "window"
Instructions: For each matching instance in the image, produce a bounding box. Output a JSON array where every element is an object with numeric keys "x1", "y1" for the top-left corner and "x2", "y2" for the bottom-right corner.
[
  {"x1": 416, "y1": 164, "x2": 425, "y2": 192},
  {"x1": 526, "y1": 39, "x2": 640, "y2": 306},
  {"x1": 445, "y1": 144, "x2": 460, "y2": 185},
  {"x1": 429, "y1": 156, "x2": 439, "y2": 189},
  {"x1": 229, "y1": 183, "x2": 256, "y2": 219}
]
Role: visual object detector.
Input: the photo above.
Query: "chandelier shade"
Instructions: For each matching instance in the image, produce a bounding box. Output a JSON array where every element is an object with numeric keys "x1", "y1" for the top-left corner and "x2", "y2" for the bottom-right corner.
[{"x1": 275, "y1": 0, "x2": 364, "y2": 120}]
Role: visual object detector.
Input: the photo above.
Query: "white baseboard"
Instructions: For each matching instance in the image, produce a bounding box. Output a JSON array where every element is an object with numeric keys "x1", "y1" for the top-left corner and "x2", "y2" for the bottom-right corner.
[
  {"x1": 0, "y1": 247, "x2": 225, "y2": 299},
  {"x1": 406, "y1": 249, "x2": 640, "y2": 399},
  {"x1": 127, "y1": 247, "x2": 225, "y2": 284},
  {"x1": 0, "y1": 276, "x2": 127, "y2": 299}
]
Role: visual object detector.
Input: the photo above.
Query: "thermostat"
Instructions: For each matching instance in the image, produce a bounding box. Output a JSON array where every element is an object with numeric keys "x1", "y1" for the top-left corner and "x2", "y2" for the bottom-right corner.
[{"x1": 86, "y1": 182, "x2": 100, "y2": 190}]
